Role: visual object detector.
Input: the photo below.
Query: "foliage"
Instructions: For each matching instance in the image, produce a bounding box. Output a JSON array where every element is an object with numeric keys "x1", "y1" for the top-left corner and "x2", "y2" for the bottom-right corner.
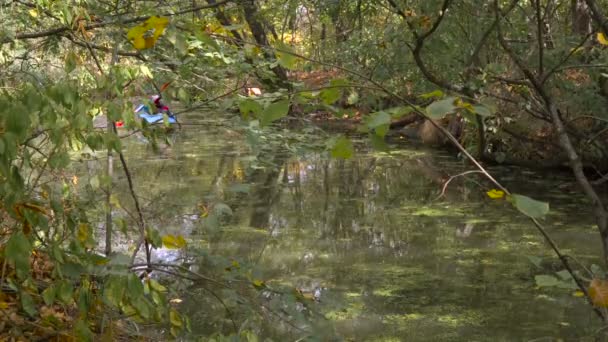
[{"x1": 1, "y1": 0, "x2": 608, "y2": 339}]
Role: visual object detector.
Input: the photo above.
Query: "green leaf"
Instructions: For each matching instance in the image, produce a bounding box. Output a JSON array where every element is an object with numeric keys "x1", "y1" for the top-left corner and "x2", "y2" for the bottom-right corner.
[
  {"x1": 472, "y1": 104, "x2": 494, "y2": 117},
  {"x1": 103, "y1": 276, "x2": 126, "y2": 307},
  {"x1": 239, "y1": 99, "x2": 263, "y2": 119},
  {"x1": 65, "y1": 52, "x2": 78, "y2": 73},
  {"x1": 260, "y1": 100, "x2": 290, "y2": 127},
  {"x1": 370, "y1": 133, "x2": 389, "y2": 151},
  {"x1": 42, "y1": 285, "x2": 56, "y2": 306},
  {"x1": 426, "y1": 97, "x2": 457, "y2": 119},
  {"x1": 510, "y1": 194, "x2": 549, "y2": 219},
  {"x1": 133, "y1": 296, "x2": 151, "y2": 319},
  {"x1": 48, "y1": 151, "x2": 71, "y2": 169},
  {"x1": 74, "y1": 319, "x2": 94, "y2": 342},
  {"x1": 367, "y1": 111, "x2": 391, "y2": 129},
  {"x1": 420, "y1": 90, "x2": 444, "y2": 99},
  {"x1": 330, "y1": 136, "x2": 354, "y2": 159},
  {"x1": 6, "y1": 232, "x2": 31, "y2": 279},
  {"x1": 20, "y1": 292, "x2": 37, "y2": 317},
  {"x1": 275, "y1": 42, "x2": 298, "y2": 70},
  {"x1": 194, "y1": 31, "x2": 220, "y2": 51},
  {"x1": 127, "y1": 274, "x2": 144, "y2": 300},
  {"x1": 148, "y1": 279, "x2": 167, "y2": 293},
  {"x1": 57, "y1": 280, "x2": 74, "y2": 304},
  {"x1": 320, "y1": 79, "x2": 348, "y2": 105},
  {"x1": 170, "y1": 309, "x2": 183, "y2": 327},
  {"x1": 535, "y1": 274, "x2": 561, "y2": 287},
  {"x1": 146, "y1": 228, "x2": 163, "y2": 248}
]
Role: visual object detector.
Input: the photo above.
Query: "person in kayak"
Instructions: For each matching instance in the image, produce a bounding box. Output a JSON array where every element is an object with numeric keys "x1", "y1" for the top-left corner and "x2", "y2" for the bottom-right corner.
[{"x1": 151, "y1": 95, "x2": 173, "y2": 116}]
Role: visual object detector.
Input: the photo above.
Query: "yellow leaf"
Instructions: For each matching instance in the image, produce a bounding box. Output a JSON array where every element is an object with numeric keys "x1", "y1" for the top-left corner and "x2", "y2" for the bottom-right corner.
[
  {"x1": 598, "y1": 32, "x2": 608, "y2": 46},
  {"x1": 252, "y1": 280, "x2": 265, "y2": 288},
  {"x1": 486, "y1": 189, "x2": 505, "y2": 199},
  {"x1": 28, "y1": 9, "x2": 38, "y2": 18},
  {"x1": 127, "y1": 16, "x2": 169, "y2": 50},
  {"x1": 77, "y1": 223, "x2": 91, "y2": 244},
  {"x1": 589, "y1": 279, "x2": 608, "y2": 307},
  {"x1": 0, "y1": 301, "x2": 9, "y2": 309},
  {"x1": 573, "y1": 290, "x2": 585, "y2": 297},
  {"x1": 162, "y1": 234, "x2": 186, "y2": 249}
]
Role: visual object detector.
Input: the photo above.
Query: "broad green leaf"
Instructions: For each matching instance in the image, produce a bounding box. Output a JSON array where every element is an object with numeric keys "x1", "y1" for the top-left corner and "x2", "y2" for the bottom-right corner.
[
  {"x1": 48, "y1": 151, "x2": 71, "y2": 169},
  {"x1": 148, "y1": 279, "x2": 167, "y2": 293},
  {"x1": 535, "y1": 274, "x2": 560, "y2": 287},
  {"x1": 510, "y1": 194, "x2": 549, "y2": 218},
  {"x1": 6, "y1": 232, "x2": 31, "y2": 279},
  {"x1": 367, "y1": 111, "x2": 391, "y2": 129},
  {"x1": 330, "y1": 136, "x2": 354, "y2": 159},
  {"x1": 426, "y1": 97, "x2": 457, "y2": 119},
  {"x1": 320, "y1": 79, "x2": 348, "y2": 105},
  {"x1": 127, "y1": 274, "x2": 144, "y2": 300},
  {"x1": 260, "y1": 100, "x2": 290, "y2": 127},
  {"x1": 320, "y1": 87, "x2": 340, "y2": 105},
  {"x1": 20, "y1": 292, "x2": 37, "y2": 317},
  {"x1": 74, "y1": 319, "x2": 94, "y2": 342},
  {"x1": 370, "y1": 133, "x2": 389, "y2": 151},
  {"x1": 103, "y1": 276, "x2": 126, "y2": 307},
  {"x1": 133, "y1": 297, "x2": 151, "y2": 319},
  {"x1": 57, "y1": 280, "x2": 74, "y2": 304},
  {"x1": 147, "y1": 228, "x2": 163, "y2": 248},
  {"x1": 170, "y1": 309, "x2": 183, "y2": 327},
  {"x1": 472, "y1": 104, "x2": 494, "y2": 117},
  {"x1": 65, "y1": 52, "x2": 78, "y2": 73},
  {"x1": 239, "y1": 99, "x2": 263, "y2": 119},
  {"x1": 42, "y1": 285, "x2": 56, "y2": 306},
  {"x1": 275, "y1": 42, "x2": 298, "y2": 69}
]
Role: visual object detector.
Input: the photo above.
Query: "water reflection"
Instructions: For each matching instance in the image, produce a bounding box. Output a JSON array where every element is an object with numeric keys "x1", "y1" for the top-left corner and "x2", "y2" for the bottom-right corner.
[{"x1": 111, "y1": 118, "x2": 600, "y2": 340}]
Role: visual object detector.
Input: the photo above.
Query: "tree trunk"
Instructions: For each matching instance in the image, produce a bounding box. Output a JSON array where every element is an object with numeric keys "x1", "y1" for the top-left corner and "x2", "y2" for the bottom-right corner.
[
  {"x1": 241, "y1": 0, "x2": 291, "y2": 91},
  {"x1": 572, "y1": 0, "x2": 592, "y2": 35}
]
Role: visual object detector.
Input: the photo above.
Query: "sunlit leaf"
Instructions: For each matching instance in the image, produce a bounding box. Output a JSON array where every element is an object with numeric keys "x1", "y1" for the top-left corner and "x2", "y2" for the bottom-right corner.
[
  {"x1": 486, "y1": 189, "x2": 505, "y2": 199},
  {"x1": 510, "y1": 193, "x2": 549, "y2": 219},
  {"x1": 127, "y1": 16, "x2": 170, "y2": 50},
  {"x1": 162, "y1": 234, "x2": 187, "y2": 249},
  {"x1": 420, "y1": 90, "x2": 444, "y2": 99},
  {"x1": 598, "y1": 32, "x2": 608, "y2": 46}
]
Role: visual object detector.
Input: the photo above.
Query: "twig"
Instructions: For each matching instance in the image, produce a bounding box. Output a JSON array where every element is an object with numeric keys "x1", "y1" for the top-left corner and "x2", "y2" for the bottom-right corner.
[{"x1": 434, "y1": 170, "x2": 484, "y2": 200}]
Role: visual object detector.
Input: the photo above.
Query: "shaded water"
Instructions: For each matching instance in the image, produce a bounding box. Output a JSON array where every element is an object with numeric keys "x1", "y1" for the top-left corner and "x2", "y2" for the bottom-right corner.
[{"x1": 114, "y1": 113, "x2": 601, "y2": 340}]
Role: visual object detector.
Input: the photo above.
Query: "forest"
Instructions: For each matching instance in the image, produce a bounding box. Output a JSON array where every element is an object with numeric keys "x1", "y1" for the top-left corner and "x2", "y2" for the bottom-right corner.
[{"x1": 1, "y1": 0, "x2": 608, "y2": 340}]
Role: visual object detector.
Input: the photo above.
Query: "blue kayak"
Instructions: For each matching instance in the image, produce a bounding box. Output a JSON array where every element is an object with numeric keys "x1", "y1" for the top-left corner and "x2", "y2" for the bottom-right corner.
[{"x1": 134, "y1": 104, "x2": 177, "y2": 124}]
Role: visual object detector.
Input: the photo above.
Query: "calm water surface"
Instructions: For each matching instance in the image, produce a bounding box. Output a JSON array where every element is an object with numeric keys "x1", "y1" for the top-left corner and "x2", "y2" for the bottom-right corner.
[{"x1": 112, "y1": 113, "x2": 601, "y2": 341}]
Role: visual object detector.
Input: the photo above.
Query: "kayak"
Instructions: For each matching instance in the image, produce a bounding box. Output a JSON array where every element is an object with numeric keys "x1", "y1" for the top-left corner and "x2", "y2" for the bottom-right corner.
[{"x1": 134, "y1": 104, "x2": 177, "y2": 124}]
